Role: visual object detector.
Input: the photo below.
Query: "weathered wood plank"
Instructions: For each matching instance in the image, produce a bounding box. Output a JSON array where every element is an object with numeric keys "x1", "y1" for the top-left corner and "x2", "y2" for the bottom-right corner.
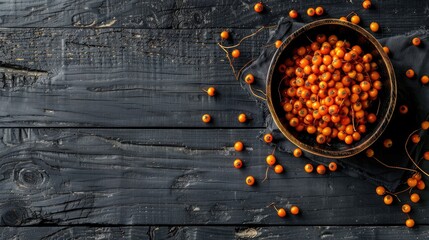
[
  {"x1": 0, "y1": 128, "x2": 427, "y2": 226},
  {"x1": 0, "y1": 28, "x2": 269, "y2": 127},
  {"x1": 1, "y1": 225, "x2": 429, "y2": 239},
  {"x1": 0, "y1": 0, "x2": 427, "y2": 36}
]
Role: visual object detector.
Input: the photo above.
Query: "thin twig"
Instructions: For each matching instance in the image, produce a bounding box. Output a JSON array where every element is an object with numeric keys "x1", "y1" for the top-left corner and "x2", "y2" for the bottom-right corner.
[
  {"x1": 236, "y1": 58, "x2": 255, "y2": 80},
  {"x1": 218, "y1": 25, "x2": 277, "y2": 49},
  {"x1": 351, "y1": 108, "x2": 357, "y2": 132},
  {"x1": 262, "y1": 166, "x2": 270, "y2": 182},
  {"x1": 249, "y1": 85, "x2": 267, "y2": 101},
  {"x1": 372, "y1": 156, "x2": 417, "y2": 173},
  {"x1": 376, "y1": 98, "x2": 381, "y2": 116},
  {"x1": 218, "y1": 43, "x2": 237, "y2": 79}
]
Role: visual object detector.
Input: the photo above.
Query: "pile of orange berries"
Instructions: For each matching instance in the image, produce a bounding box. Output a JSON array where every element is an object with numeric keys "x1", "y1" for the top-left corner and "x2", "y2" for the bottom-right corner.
[{"x1": 279, "y1": 34, "x2": 382, "y2": 145}]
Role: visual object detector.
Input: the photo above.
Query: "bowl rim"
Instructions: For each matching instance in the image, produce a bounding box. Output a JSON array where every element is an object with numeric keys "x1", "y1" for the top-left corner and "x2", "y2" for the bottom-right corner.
[{"x1": 266, "y1": 18, "x2": 397, "y2": 158}]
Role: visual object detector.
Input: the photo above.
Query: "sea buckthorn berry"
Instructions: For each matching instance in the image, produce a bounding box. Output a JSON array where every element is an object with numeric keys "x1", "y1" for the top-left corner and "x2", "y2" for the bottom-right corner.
[
  {"x1": 425, "y1": 151, "x2": 429, "y2": 160},
  {"x1": 304, "y1": 163, "x2": 314, "y2": 173},
  {"x1": 421, "y1": 75, "x2": 429, "y2": 85},
  {"x1": 234, "y1": 141, "x2": 244, "y2": 151},
  {"x1": 275, "y1": 40, "x2": 282, "y2": 49},
  {"x1": 254, "y1": 2, "x2": 264, "y2": 13},
  {"x1": 412, "y1": 37, "x2": 421, "y2": 46},
  {"x1": 351, "y1": 15, "x2": 360, "y2": 24},
  {"x1": 399, "y1": 105, "x2": 408, "y2": 114},
  {"x1": 277, "y1": 208, "x2": 286, "y2": 218},
  {"x1": 220, "y1": 31, "x2": 229, "y2": 40},
  {"x1": 383, "y1": 195, "x2": 393, "y2": 205},
  {"x1": 274, "y1": 164, "x2": 284, "y2": 174},
  {"x1": 245, "y1": 74, "x2": 255, "y2": 84},
  {"x1": 206, "y1": 87, "x2": 216, "y2": 96},
  {"x1": 263, "y1": 133, "x2": 273, "y2": 143},
  {"x1": 413, "y1": 172, "x2": 422, "y2": 180},
  {"x1": 370, "y1": 22, "x2": 379, "y2": 32},
  {"x1": 293, "y1": 148, "x2": 302, "y2": 157},
  {"x1": 234, "y1": 159, "x2": 243, "y2": 169},
  {"x1": 411, "y1": 134, "x2": 420, "y2": 144},
  {"x1": 402, "y1": 204, "x2": 411, "y2": 213},
  {"x1": 422, "y1": 121, "x2": 429, "y2": 130},
  {"x1": 410, "y1": 193, "x2": 420, "y2": 203},
  {"x1": 246, "y1": 176, "x2": 255, "y2": 186},
  {"x1": 376, "y1": 186, "x2": 386, "y2": 196},
  {"x1": 362, "y1": 0, "x2": 371, "y2": 9},
  {"x1": 366, "y1": 149, "x2": 374, "y2": 158},
  {"x1": 290, "y1": 205, "x2": 300, "y2": 215},
  {"x1": 339, "y1": 16, "x2": 347, "y2": 21},
  {"x1": 307, "y1": 7, "x2": 315, "y2": 16},
  {"x1": 367, "y1": 113, "x2": 377, "y2": 123},
  {"x1": 315, "y1": 6, "x2": 324, "y2": 16},
  {"x1": 407, "y1": 178, "x2": 418, "y2": 188},
  {"x1": 202, "y1": 114, "x2": 211, "y2": 123},
  {"x1": 266, "y1": 154, "x2": 277, "y2": 166},
  {"x1": 417, "y1": 180, "x2": 426, "y2": 190},
  {"x1": 383, "y1": 46, "x2": 390, "y2": 55},
  {"x1": 383, "y1": 139, "x2": 392, "y2": 148},
  {"x1": 316, "y1": 164, "x2": 326, "y2": 175},
  {"x1": 289, "y1": 9, "x2": 298, "y2": 19},
  {"x1": 406, "y1": 219, "x2": 415, "y2": 228},
  {"x1": 328, "y1": 162, "x2": 338, "y2": 172},
  {"x1": 406, "y1": 69, "x2": 415, "y2": 78},
  {"x1": 231, "y1": 49, "x2": 240, "y2": 58},
  {"x1": 238, "y1": 113, "x2": 247, "y2": 123}
]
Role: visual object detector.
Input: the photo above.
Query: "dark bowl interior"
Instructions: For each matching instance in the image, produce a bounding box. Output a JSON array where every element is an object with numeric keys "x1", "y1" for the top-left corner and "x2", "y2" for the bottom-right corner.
[{"x1": 266, "y1": 19, "x2": 396, "y2": 158}]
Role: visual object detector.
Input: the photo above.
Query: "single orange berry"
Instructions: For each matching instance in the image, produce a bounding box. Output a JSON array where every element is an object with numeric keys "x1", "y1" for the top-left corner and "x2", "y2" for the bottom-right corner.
[
  {"x1": 206, "y1": 87, "x2": 216, "y2": 96},
  {"x1": 421, "y1": 75, "x2": 429, "y2": 85},
  {"x1": 370, "y1": 22, "x2": 379, "y2": 32},
  {"x1": 234, "y1": 141, "x2": 244, "y2": 151},
  {"x1": 417, "y1": 180, "x2": 426, "y2": 190},
  {"x1": 263, "y1": 133, "x2": 273, "y2": 143},
  {"x1": 410, "y1": 193, "x2": 420, "y2": 203},
  {"x1": 362, "y1": 0, "x2": 371, "y2": 9},
  {"x1": 383, "y1": 139, "x2": 393, "y2": 148},
  {"x1": 366, "y1": 148, "x2": 375, "y2": 158},
  {"x1": 290, "y1": 205, "x2": 300, "y2": 215},
  {"x1": 244, "y1": 74, "x2": 255, "y2": 84},
  {"x1": 316, "y1": 165, "x2": 326, "y2": 175},
  {"x1": 234, "y1": 159, "x2": 243, "y2": 169},
  {"x1": 425, "y1": 151, "x2": 429, "y2": 161},
  {"x1": 293, "y1": 148, "x2": 302, "y2": 158},
  {"x1": 238, "y1": 113, "x2": 247, "y2": 123},
  {"x1": 422, "y1": 121, "x2": 429, "y2": 130},
  {"x1": 274, "y1": 164, "x2": 284, "y2": 174},
  {"x1": 407, "y1": 178, "x2": 418, "y2": 188},
  {"x1": 383, "y1": 46, "x2": 390, "y2": 55},
  {"x1": 383, "y1": 195, "x2": 393, "y2": 205},
  {"x1": 406, "y1": 69, "x2": 415, "y2": 78},
  {"x1": 315, "y1": 6, "x2": 324, "y2": 16},
  {"x1": 304, "y1": 163, "x2": 314, "y2": 173},
  {"x1": 406, "y1": 219, "x2": 415, "y2": 228},
  {"x1": 289, "y1": 9, "x2": 298, "y2": 19},
  {"x1": 411, "y1": 134, "x2": 420, "y2": 144},
  {"x1": 275, "y1": 40, "x2": 282, "y2": 49},
  {"x1": 254, "y1": 2, "x2": 264, "y2": 13},
  {"x1": 376, "y1": 186, "x2": 386, "y2": 196},
  {"x1": 339, "y1": 16, "x2": 347, "y2": 21},
  {"x1": 399, "y1": 105, "x2": 408, "y2": 114},
  {"x1": 231, "y1": 49, "x2": 240, "y2": 58},
  {"x1": 246, "y1": 176, "x2": 255, "y2": 186},
  {"x1": 402, "y1": 204, "x2": 411, "y2": 213},
  {"x1": 277, "y1": 208, "x2": 286, "y2": 218},
  {"x1": 328, "y1": 162, "x2": 338, "y2": 171},
  {"x1": 351, "y1": 15, "x2": 360, "y2": 24},
  {"x1": 266, "y1": 154, "x2": 277, "y2": 166},
  {"x1": 220, "y1": 31, "x2": 229, "y2": 40},
  {"x1": 413, "y1": 172, "x2": 422, "y2": 180},
  {"x1": 412, "y1": 37, "x2": 421, "y2": 46},
  {"x1": 202, "y1": 114, "x2": 211, "y2": 123},
  {"x1": 307, "y1": 7, "x2": 315, "y2": 16}
]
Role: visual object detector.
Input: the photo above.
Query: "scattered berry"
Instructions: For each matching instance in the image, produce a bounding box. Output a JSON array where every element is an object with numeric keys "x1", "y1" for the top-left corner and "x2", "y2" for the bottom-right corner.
[
  {"x1": 238, "y1": 113, "x2": 247, "y2": 123},
  {"x1": 376, "y1": 186, "x2": 386, "y2": 196},
  {"x1": 422, "y1": 121, "x2": 429, "y2": 130},
  {"x1": 316, "y1": 165, "x2": 326, "y2": 175},
  {"x1": 266, "y1": 154, "x2": 277, "y2": 166},
  {"x1": 370, "y1": 22, "x2": 379, "y2": 32},
  {"x1": 406, "y1": 69, "x2": 415, "y2": 78},
  {"x1": 202, "y1": 114, "x2": 211, "y2": 123},
  {"x1": 206, "y1": 87, "x2": 216, "y2": 96},
  {"x1": 351, "y1": 15, "x2": 360, "y2": 24},
  {"x1": 425, "y1": 151, "x2": 429, "y2": 161},
  {"x1": 290, "y1": 205, "x2": 300, "y2": 215},
  {"x1": 315, "y1": 6, "x2": 324, "y2": 16},
  {"x1": 231, "y1": 49, "x2": 240, "y2": 58},
  {"x1": 263, "y1": 133, "x2": 273, "y2": 143},
  {"x1": 383, "y1": 46, "x2": 390, "y2": 55},
  {"x1": 277, "y1": 208, "x2": 286, "y2": 217},
  {"x1": 399, "y1": 105, "x2": 408, "y2": 114},
  {"x1": 246, "y1": 176, "x2": 255, "y2": 186},
  {"x1": 293, "y1": 148, "x2": 302, "y2": 158},
  {"x1": 421, "y1": 75, "x2": 429, "y2": 85},
  {"x1": 402, "y1": 204, "x2": 411, "y2": 213},
  {"x1": 220, "y1": 31, "x2": 229, "y2": 40},
  {"x1": 234, "y1": 159, "x2": 243, "y2": 169},
  {"x1": 412, "y1": 37, "x2": 421, "y2": 46},
  {"x1": 407, "y1": 178, "x2": 418, "y2": 188},
  {"x1": 406, "y1": 219, "x2": 415, "y2": 228},
  {"x1": 362, "y1": 0, "x2": 371, "y2": 9},
  {"x1": 339, "y1": 16, "x2": 347, "y2": 21},
  {"x1": 410, "y1": 193, "x2": 420, "y2": 203},
  {"x1": 254, "y1": 2, "x2": 264, "y2": 13},
  {"x1": 383, "y1": 195, "x2": 393, "y2": 205},
  {"x1": 366, "y1": 149, "x2": 375, "y2": 158},
  {"x1": 304, "y1": 163, "x2": 314, "y2": 173},
  {"x1": 417, "y1": 180, "x2": 426, "y2": 190},
  {"x1": 245, "y1": 74, "x2": 255, "y2": 84},
  {"x1": 413, "y1": 172, "x2": 422, "y2": 180},
  {"x1": 411, "y1": 134, "x2": 420, "y2": 144},
  {"x1": 275, "y1": 40, "x2": 282, "y2": 49},
  {"x1": 307, "y1": 7, "x2": 315, "y2": 16},
  {"x1": 274, "y1": 164, "x2": 284, "y2": 174},
  {"x1": 289, "y1": 9, "x2": 298, "y2": 19},
  {"x1": 383, "y1": 139, "x2": 393, "y2": 148},
  {"x1": 234, "y1": 141, "x2": 244, "y2": 151},
  {"x1": 328, "y1": 162, "x2": 338, "y2": 171}
]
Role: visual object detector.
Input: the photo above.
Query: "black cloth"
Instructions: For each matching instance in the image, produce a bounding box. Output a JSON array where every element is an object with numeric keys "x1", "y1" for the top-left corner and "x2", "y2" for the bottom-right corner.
[{"x1": 240, "y1": 19, "x2": 429, "y2": 191}]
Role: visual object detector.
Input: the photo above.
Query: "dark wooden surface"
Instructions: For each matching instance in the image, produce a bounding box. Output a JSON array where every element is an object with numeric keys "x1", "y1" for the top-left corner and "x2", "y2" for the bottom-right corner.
[{"x1": 0, "y1": 0, "x2": 428, "y2": 239}]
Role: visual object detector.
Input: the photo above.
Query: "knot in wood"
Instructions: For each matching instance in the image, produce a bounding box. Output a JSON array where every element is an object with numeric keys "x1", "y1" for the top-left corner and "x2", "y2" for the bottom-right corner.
[
  {"x1": 1, "y1": 207, "x2": 25, "y2": 226},
  {"x1": 14, "y1": 165, "x2": 47, "y2": 188}
]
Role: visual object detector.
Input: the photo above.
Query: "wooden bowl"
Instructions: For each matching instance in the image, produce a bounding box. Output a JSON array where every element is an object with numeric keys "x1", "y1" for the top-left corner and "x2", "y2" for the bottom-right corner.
[{"x1": 266, "y1": 19, "x2": 397, "y2": 158}]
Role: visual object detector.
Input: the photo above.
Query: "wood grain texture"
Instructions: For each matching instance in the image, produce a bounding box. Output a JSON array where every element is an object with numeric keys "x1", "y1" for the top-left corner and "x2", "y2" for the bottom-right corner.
[
  {"x1": 0, "y1": 0, "x2": 427, "y2": 36},
  {"x1": 1, "y1": 226, "x2": 429, "y2": 239},
  {"x1": 0, "y1": 128, "x2": 427, "y2": 226},
  {"x1": 0, "y1": 28, "x2": 270, "y2": 127}
]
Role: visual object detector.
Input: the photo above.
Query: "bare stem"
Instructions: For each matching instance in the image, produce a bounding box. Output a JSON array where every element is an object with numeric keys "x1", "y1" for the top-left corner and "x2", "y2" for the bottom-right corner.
[{"x1": 372, "y1": 156, "x2": 417, "y2": 173}]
